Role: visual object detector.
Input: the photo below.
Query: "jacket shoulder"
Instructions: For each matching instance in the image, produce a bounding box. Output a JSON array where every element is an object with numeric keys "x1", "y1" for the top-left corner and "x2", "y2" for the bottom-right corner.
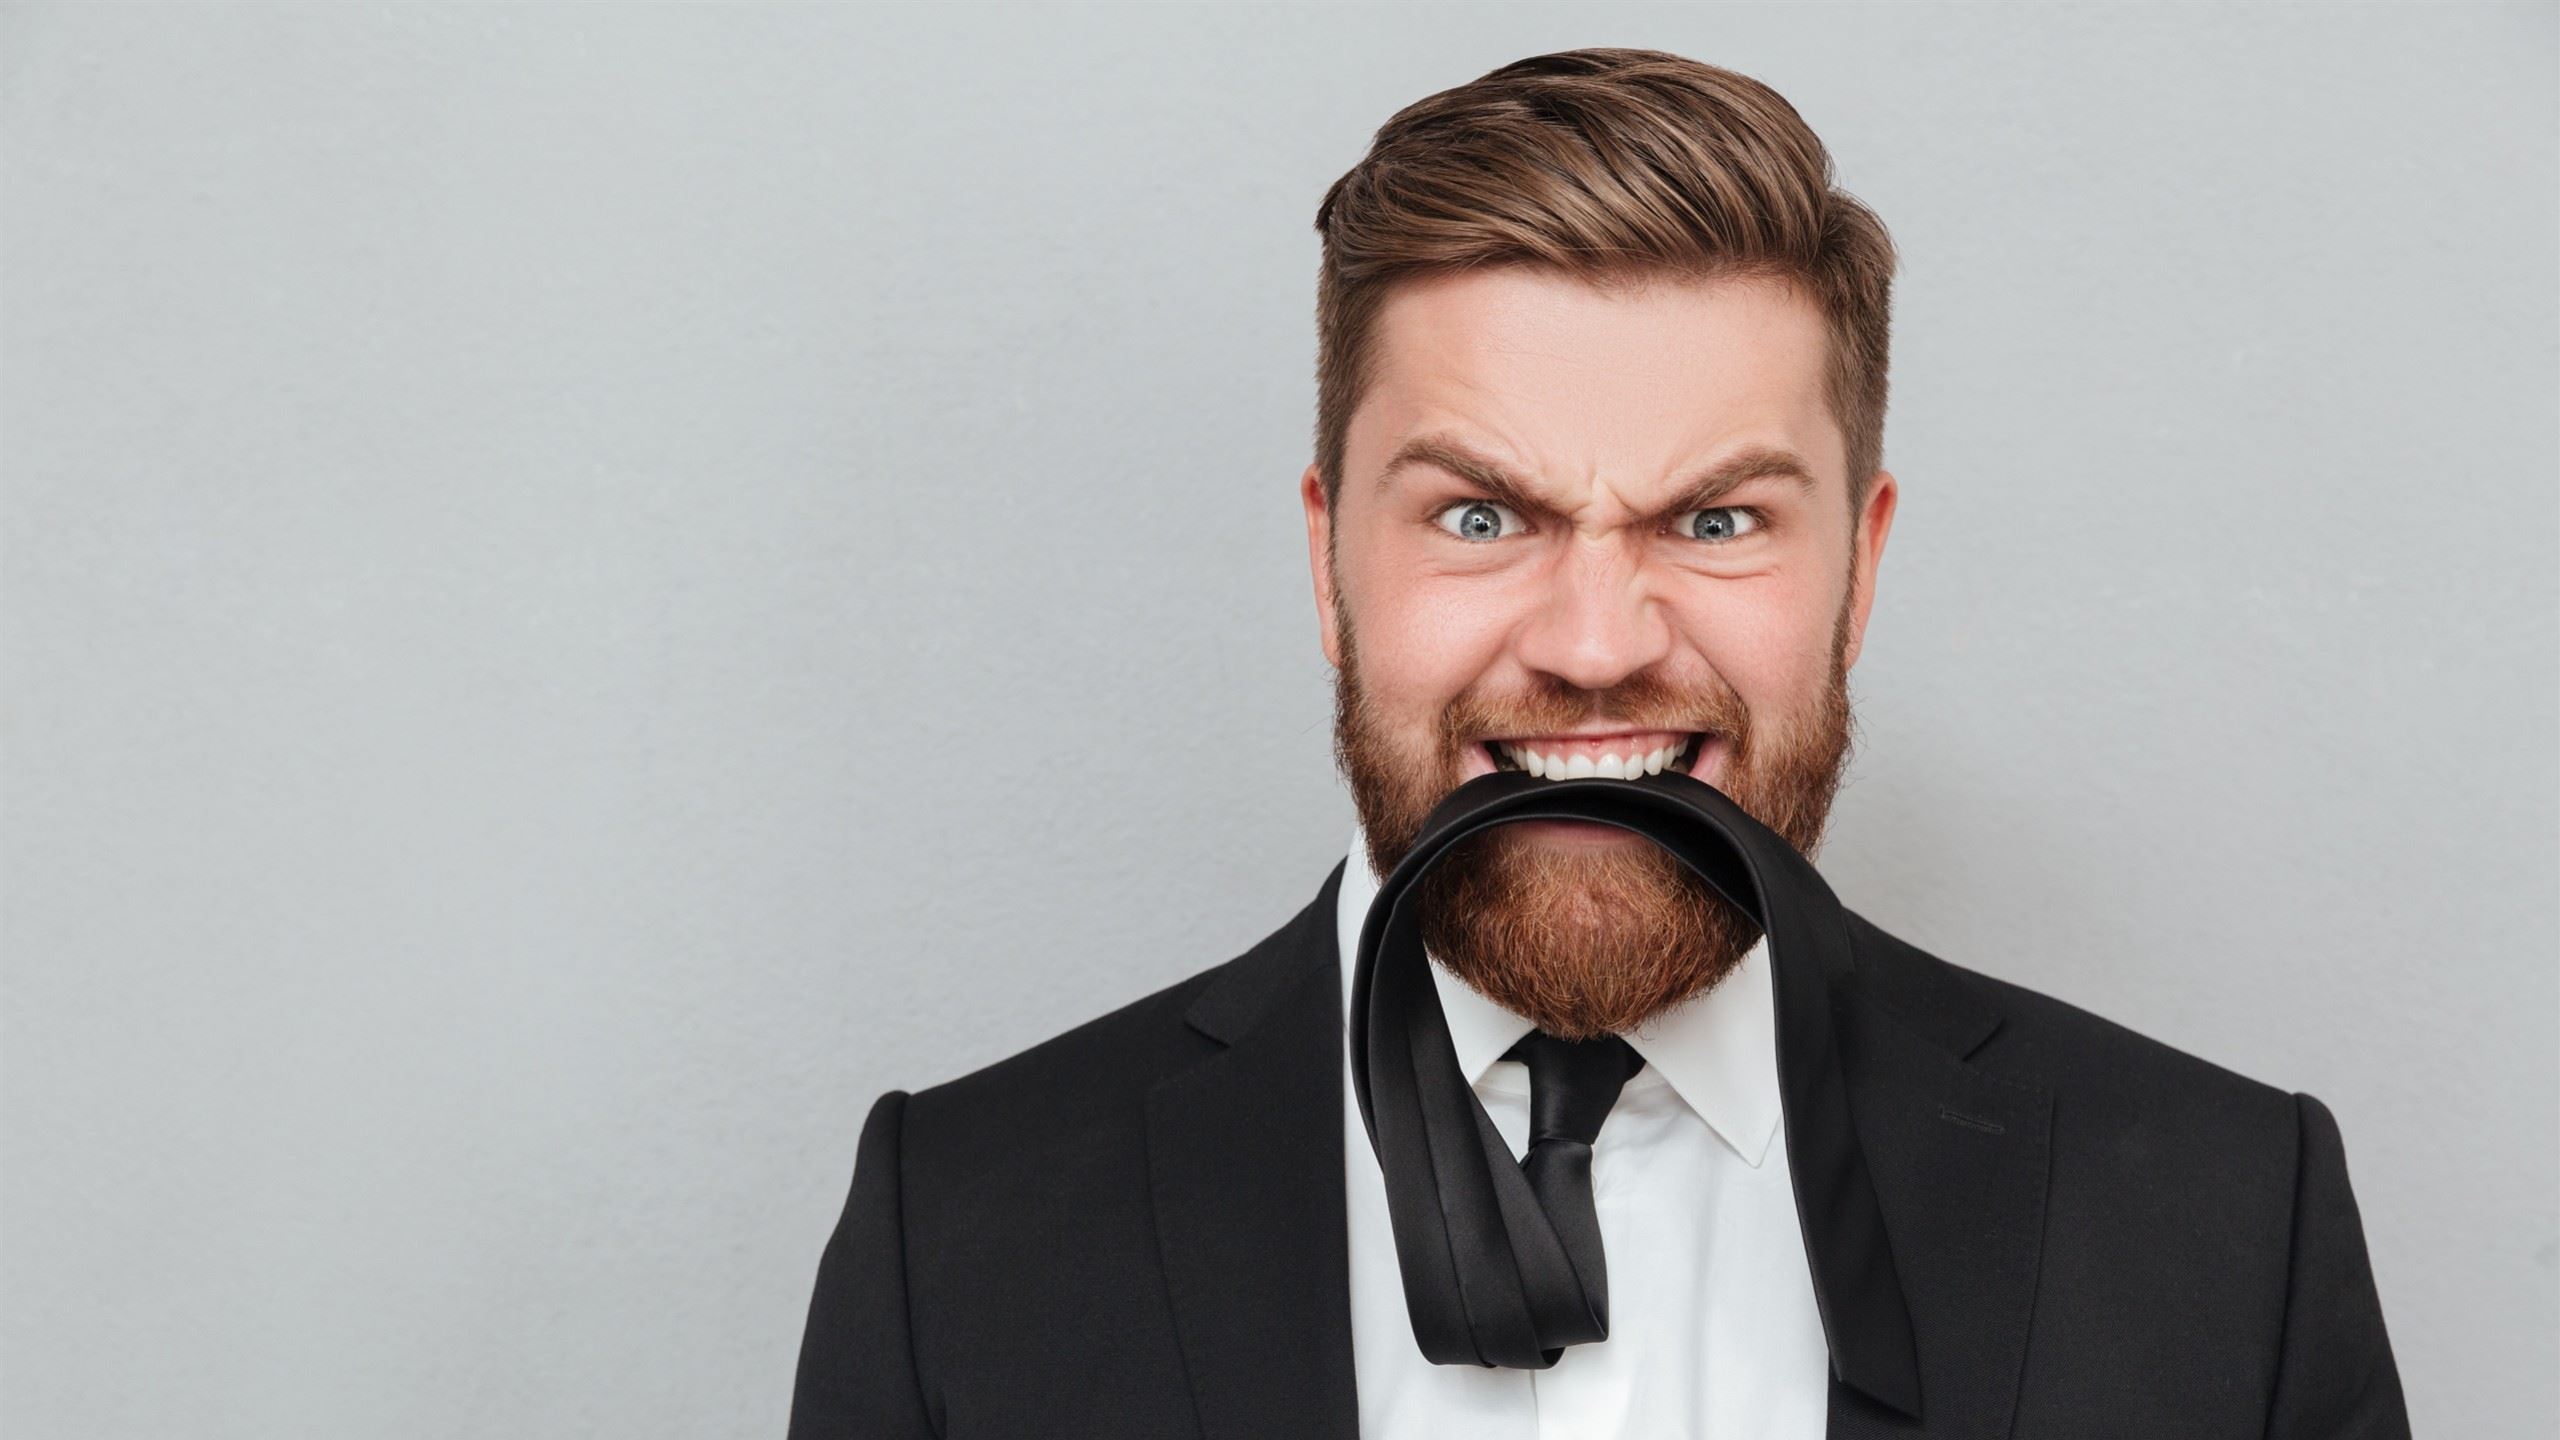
[
  {"x1": 1961, "y1": 961, "x2": 2295, "y2": 1115},
  {"x1": 1850, "y1": 922, "x2": 2396, "y2": 1422},
  {"x1": 1848, "y1": 910, "x2": 2304, "y2": 1165},
  {"x1": 898, "y1": 861, "x2": 1344, "y2": 1154},
  {"x1": 900, "y1": 953, "x2": 1224, "y2": 1151}
]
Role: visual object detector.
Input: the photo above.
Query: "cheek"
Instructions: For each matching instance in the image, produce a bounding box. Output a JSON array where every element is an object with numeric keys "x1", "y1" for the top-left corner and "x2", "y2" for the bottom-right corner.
[
  {"x1": 1665, "y1": 573, "x2": 1837, "y2": 697},
  {"x1": 1350, "y1": 570, "x2": 1516, "y2": 717},
  {"x1": 1368, "y1": 608, "x2": 1502, "y2": 711}
]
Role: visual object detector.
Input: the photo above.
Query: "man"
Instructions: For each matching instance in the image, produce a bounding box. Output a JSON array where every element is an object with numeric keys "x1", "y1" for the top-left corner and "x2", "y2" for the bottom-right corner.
[{"x1": 788, "y1": 48, "x2": 2407, "y2": 1439}]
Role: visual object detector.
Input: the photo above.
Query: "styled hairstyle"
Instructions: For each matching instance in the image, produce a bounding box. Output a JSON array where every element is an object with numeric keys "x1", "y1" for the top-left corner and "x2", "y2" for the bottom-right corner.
[{"x1": 1312, "y1": 48, "x2": 1898, "y2": 514}]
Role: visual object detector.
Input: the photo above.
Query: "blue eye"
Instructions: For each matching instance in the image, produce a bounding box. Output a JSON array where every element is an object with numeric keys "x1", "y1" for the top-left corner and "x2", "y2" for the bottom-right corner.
[
  {"x1": 1435, "y1": 499, "x2": 1526, "y2": 542},
  {"x1": 1675, "y1": 506, "x2": 1761, "y2": 543}
]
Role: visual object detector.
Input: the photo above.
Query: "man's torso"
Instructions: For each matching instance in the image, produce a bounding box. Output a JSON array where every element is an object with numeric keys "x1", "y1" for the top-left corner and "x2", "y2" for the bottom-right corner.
[{"x1": 791, "y1": 860, "x2": 2394, "y2": 1438}]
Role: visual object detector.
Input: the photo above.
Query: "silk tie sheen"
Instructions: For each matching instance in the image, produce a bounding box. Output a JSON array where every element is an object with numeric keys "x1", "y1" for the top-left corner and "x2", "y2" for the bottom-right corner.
[
  {"x1": 1502, "y1": 1030, "x2": 1646, "y2": 1333},
  {"x1": 1347, "y1": 768, "x2": 1924, "y2": 1417}
]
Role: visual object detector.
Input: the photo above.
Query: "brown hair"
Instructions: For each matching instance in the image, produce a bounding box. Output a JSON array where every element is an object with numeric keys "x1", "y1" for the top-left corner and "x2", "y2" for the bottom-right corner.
[{"x1": 1312, "y1": 48, "x2": 1898, "y2": 514}]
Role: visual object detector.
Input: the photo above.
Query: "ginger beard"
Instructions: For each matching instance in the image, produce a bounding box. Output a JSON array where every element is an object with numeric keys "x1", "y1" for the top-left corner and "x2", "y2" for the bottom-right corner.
[{"x1": 1330, "y1": 586, "x2": 1857, "y2": 1042}]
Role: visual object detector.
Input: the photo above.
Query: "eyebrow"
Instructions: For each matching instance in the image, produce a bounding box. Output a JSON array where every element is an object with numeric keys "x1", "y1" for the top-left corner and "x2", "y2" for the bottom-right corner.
[{"x1": 1377, "y1": 433, "x2": 1819, "y2": 521}]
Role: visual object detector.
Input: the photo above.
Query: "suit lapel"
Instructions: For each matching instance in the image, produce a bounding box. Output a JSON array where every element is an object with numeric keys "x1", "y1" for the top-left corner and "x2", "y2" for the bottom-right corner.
[
  {"x1": 1146, "y1": 861, "x2": 1361, "y2": 1440},
  {"x1": 1139, "y1": 868, "x2": 2050, "y2": 1439},
  {"x1": 1827, "y1": 912, "x2": 2054, "y2": 1439}
]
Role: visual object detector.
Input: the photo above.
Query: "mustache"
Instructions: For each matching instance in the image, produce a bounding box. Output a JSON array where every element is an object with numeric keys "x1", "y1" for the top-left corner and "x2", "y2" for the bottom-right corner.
[{"x1": 1434, "y1": 670, "x2": 1753, "y2": 754}]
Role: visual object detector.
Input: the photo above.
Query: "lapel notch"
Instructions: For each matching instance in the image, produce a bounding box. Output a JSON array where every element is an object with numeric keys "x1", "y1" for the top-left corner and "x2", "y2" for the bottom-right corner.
[{"x1": 1828, "y1": 911, "x2": 2053, "y2": 1439}]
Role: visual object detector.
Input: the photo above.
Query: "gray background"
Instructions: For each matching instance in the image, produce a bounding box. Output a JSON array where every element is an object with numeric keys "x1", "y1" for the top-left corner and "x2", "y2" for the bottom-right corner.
[{"x1": 4, "y1": 2, "x2": 2552, "y2": 1435}]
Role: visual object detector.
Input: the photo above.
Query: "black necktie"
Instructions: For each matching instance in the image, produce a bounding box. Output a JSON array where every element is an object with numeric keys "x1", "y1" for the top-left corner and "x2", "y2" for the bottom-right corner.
[
  {"x1": 1347, "y1": 769, "x2": 1923, "y2": 1419},
  {"x1": 1502, "y1": 1030, "x2": 1645, "y2": 1331}
]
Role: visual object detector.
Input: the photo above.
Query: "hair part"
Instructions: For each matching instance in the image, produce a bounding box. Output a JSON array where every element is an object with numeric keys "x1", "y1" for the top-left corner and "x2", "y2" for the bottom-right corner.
[{"x1": 1312, "y1": 48, "x2": 1897, "y2": 517}]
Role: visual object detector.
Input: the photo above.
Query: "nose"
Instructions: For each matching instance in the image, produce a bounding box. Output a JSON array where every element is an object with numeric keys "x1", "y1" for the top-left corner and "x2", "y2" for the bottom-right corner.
[{"x1": 1509, "y1": 538, "x2": 1675, "y2": 692}]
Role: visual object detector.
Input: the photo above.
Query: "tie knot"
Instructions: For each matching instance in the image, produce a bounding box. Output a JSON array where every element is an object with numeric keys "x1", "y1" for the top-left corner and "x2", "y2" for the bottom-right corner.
[{"x1": 1502, "y1": 1031, "x2": 1645, "y2": 1148}]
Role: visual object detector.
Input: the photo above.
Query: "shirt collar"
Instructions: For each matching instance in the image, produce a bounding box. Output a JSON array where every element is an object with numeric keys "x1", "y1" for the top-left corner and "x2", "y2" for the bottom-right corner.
[{"x1": 1334, "y1": 820, "x2": 1782, "y2": 1168}]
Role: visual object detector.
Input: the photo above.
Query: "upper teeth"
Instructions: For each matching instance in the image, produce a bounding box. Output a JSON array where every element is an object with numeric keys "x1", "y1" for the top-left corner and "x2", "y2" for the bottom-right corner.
[{"x1": 1496, "y1": 738, "x2": 1690, "y2": 780}]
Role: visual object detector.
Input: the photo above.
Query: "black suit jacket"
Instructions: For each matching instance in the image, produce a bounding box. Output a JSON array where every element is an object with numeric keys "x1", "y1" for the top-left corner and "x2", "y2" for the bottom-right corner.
[{"x1": 788, "y1": 860, "x2": 2409, "y2": 1438}]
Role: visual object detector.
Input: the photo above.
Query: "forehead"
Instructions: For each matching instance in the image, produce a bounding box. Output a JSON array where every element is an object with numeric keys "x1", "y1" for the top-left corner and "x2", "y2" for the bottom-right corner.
[{"x1": 1350, "y1": 266, "x2": 1844, "y2": 497}]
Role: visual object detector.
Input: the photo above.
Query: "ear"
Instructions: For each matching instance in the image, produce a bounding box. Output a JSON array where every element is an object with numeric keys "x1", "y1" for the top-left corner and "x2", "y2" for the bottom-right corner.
[
  {"x1": 1840, "y1": 468, "x2": 1898, "y2": 672},
  {"x1": 1301, "y1": 462, "x2": 1344, "y2": 669}
]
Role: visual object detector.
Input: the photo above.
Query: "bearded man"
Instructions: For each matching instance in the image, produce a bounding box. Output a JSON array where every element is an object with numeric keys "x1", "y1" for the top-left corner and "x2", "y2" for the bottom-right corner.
[{"x1": 787, "y1": 47, "x2": 2407, "y2": 1440}]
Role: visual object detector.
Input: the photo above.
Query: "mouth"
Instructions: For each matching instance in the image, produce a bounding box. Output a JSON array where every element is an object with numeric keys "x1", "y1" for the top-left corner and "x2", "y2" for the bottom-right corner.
[{"x1": 1468, "y1": 729, "x2": 1724, "y2": 785}]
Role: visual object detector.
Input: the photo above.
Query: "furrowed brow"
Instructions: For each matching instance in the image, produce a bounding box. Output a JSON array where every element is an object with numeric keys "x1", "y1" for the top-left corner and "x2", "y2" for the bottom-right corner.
[
  {"x1": 1379, "y1": 434, "x2": 1820, "y2": 521},
  {"x1": 1652, "y1": 447, "x2": 1820, "y2": 518},
  {"x1": 1377, "y1": 436, "x2": 1554, "y2": 516}
]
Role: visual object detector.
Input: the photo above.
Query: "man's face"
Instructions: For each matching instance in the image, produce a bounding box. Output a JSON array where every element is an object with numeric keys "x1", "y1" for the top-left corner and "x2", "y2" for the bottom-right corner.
[{"x1": 1300, "y1": 265, "x2": 1899, "y2": 1038}]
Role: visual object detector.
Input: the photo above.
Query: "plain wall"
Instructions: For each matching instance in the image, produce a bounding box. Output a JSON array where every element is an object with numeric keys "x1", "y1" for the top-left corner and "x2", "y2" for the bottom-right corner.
[{"x1": 4, "y1": 3, "x2": 2552, "y2": 1435}]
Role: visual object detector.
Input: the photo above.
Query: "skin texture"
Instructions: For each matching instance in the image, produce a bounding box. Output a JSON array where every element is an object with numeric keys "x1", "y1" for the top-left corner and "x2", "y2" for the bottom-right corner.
[{"x1": 1302, "y1": 266, "x2": 1900, "y2": 1039}]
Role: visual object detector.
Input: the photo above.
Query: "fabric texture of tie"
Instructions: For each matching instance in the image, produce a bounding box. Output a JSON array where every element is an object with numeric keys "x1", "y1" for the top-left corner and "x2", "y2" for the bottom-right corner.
[
  {"x1": 1502, "y1": 1030, "x2": 1645, "y2": 1332},
  {"x1": 1346, "y1": 768, "x2": 1923, "y2": 1417}
]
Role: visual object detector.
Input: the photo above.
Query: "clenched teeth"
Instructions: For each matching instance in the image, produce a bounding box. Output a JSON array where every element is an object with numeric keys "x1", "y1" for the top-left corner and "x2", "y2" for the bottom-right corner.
[{"x1": 1491, "y1": 733, "x2": 1704, "y2": 780}]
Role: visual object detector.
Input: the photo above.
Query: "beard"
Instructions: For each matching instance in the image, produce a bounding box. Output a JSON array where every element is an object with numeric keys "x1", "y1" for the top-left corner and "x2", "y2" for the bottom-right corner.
[{"x1": 1330, "y1": 588, "x2": 1858, "y2": 1042}]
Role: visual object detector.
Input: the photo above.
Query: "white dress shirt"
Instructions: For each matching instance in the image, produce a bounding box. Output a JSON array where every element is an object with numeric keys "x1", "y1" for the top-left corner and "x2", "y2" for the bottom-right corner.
[{"x1": 1336, "y1": 822, "x2": 1832, "y2": 1438}]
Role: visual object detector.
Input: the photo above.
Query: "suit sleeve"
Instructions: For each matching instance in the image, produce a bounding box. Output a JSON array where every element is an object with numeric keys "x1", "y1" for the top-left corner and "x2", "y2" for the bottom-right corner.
[
  {"x1": 787, "y1": 1089, "x2": 938, "y2": 1439},
  {"x1": 2263, "y1": 1091, "x2": 2410, "y2": 1440}
]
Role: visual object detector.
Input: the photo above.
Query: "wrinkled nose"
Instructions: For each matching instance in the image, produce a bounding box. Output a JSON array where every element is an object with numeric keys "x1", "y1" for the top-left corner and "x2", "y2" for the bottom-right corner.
[{"x1": 1509, "y1": 541, "x2": 1675, "y2": 691}]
